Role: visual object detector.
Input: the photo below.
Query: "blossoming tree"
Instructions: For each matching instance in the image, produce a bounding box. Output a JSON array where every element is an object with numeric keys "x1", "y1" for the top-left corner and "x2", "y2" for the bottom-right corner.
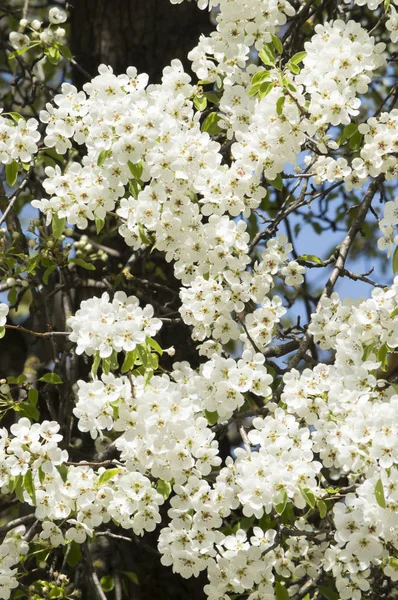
[{"x1": 0, "y1": 0, "x2": 398, "y2": 598}]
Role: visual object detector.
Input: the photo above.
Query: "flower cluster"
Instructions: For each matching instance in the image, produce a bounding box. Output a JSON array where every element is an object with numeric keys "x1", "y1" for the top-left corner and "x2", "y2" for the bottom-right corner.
[
  {"x1": 186, "y1": 0, "x2": 295, "y2": 85},
  {"x1": 379, "y1": 194, "x2": 398, "y2": 256},
  {"x1": 9, "y1": 7, "x2": 67, "y2": 53},
  {"x1": 74, "y1": 368, "x2": 222, "y2": 482},
  {"x1": 0, "y1": 113, "x2": 39, "y2": 166},
  {"x1": 0, "y1": 303, "x2": 8, "y2": 327},
  {"x1": 327, "y1": 470, "x2": 398, "y2": 595},
  {"x1": 297, "y1": 20, "x2": 385, "y2": 128},
  {"x1": 0, "y1": 526, "x2": 29, "y2": 600},
  {"x1": 67, "y1": 291, "x2": 162, "y2": 358},
  {"x1": 196, "y1": 350, "x2": 273, "y2": 420}
]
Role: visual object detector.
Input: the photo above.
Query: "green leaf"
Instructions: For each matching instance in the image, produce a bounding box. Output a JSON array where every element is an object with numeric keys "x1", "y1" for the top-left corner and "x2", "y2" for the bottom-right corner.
[
  {"x1": 318, "y1": 500, "x2": 328, "y2": 518},
  {"x1": 276, "y1": 96, "x2": 285, "y2": 116},
  {"x1": 6, "y1": 112, "x2": 23, "y2": 123},
  {"x1": 289, "y1": 51, "x2": 307, "y2": 65},
  {"x1": 147, "y1": 352, "x2": 159, "y2": 370},
  {"x1": 287, "y1": 62, "x2": 300, "y2": 74},
  {"x1": 121, "y1": 349, "x2": 138, "y2": 374},
  {"x1": 56, "y1": 464, "x2": 68, "y2": 483},
  {"x1": 147, "y1": 338, "x2": 163, "y2": 355},
  {"x1": 377, "y1": 344, "x2": 389, "y2": 372},
  {"x1": 384, "y1": 0, "x2": 391, "y2": 11},
  {"x1": 0, "y1": 327, "x2": 5, "y2": 340},
  {"x1": 318, "y1": 584, "x2": 339, "y2": 600},
  {"x1": 299, "y1": 486, "x2": 316, "y2": 509},
  {"x1": 6, "y1": 161, "x2": 19, "y2": 187},
  {"x1": 49, "y1": 587, "x2": 65, "y2": 598},
  {"x1": 271, "y1": 34, "x2": 283, "y2": 54},
  {"x1": 46, "y1": 46, "x2": 61, "y2": 65},
  {"x1": 138, "y1": 223, "x2": 152, "y2": 246},
  {"x1": 58, "y1": 44, "x2": 72, "y2": 60},
  {"x1": 129, "y1": 178, "x2": 141, "y2": 199},
  {"x1": 39, "y1": 373, "x2": 63, "y2": 384},
  {"x1": 24, "y1": 470, "x2": 36, "y2": 503},
  {"x1": 375, "y1": 478, "x2": 386, "y2": 509},
  {"x1": 8, "y1": 44, "x2": 37, "y2": 59},
  {"x1": 393, "y1": 246, "x2": 398, "y2": 274},
  {"x1": 97, "y1": 149, "x2": 111, "y2": 167},
  {"x1": 14, "y1": 475, "x2": 25, "y2": 502},
  {"x1": 128, "y1": 160, "x2": 143, "y2": 181},
  {"x1": 194, "y1": 94, "x2": 207, "y2": 111},
  {"x1": 297, "y1": 254, "x2": 323, "y2": 265},
  {"x1": 342, "y1": 123, "x2": 358, "y2": 140},
  {"x1": 28, "y1": 388, "x2": 38, "y2": 407},
  {"x1": 17, "y1": 402, "x2": 39, "y2": 421},
  {"x1": 204, "y1": 92, "x2": 220, "y2": 105},
  {"x1": 8, "y1": 287, "x2": 17, "y2": 307},
  {"x1": 201, "y1": 112, "x2": 223, "y2": 135},
  {"x1": 258, "y1": 81, "x2": 274, "y2": 99},
  {"x1": 275, "y1": 582, "x2": 289, "y2": 600},
  {"x1": 122, "y1": 571, "x2": 139, "y2": 585},
  {"x1": 9, "y1": 476, "x2": 17, "y2": 493},
  {"x1": 98, "y1": 468, "x2": 122, "y2": 485},
  {"x1": 204, "y1": 409, "x2": 218, "y2": 425},
  {"x1": 348, "y1": 130, "x2": 363, "y2": 150},
  {"x1": 266, "y1": 173, "x2": 283, "y2": 191},
  {"x1": 95, "y1": 218, "x2": 105, "y2": 234},
  {"x1": 157, "y1": 478, "x2": 172, "y2": 500},
  {"x1": 43, "y1": 264, "x2": 57, "y2": 285},
  {"x1": 52, "y1": 214, "x2": 66, "y2": 240},
  {"x1": 66, "y1": 541, "x2": 82, "y2": 567},
  {"x1": 275, "y1": 489, "x2": 288, "y2": 515},
  {"x1": 91, "y1": 353, "x2": 101, "y2": 378},
  {"x1": 73, "y1": 258, "x2": 96, "y2": 271},
  {"x1": 259, "y1": 44, "x2": 276, "y2": 66},
  {"x1": 100, "y1": 575, "x2": 115, "y2": 592}
]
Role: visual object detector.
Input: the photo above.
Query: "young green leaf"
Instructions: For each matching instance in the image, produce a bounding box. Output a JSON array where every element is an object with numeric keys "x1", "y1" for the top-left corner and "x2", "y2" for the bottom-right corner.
[
  {"x1": 24, "y1": 470, "x2": 36, "y2": 503},
  {"x1": 52, "y1": 214, "x2": 66, "y2": 240},
  {"x1": 393, "y1": 246, "x2": 398, "y2": 274},
  {"x1": 204, "y1": 410, "x2": 218, "y2": 425},
  {"x1": 128, "y1": 160, "x2": 143, "y2": 180},
  {"x1": 375, "y1": 478, "x2": 386, "y2": 509},
  {"x1": 276, "y1": 96, "x2": 286, "y2": 116},
  {"x1": 97, "y1": 149, "x2": 111, "y2": 167},
  {"x1": 275, "y1": 489, "x2": 288, "y2": 515},
  {"x1": 98, "y1": 468, "x2": 122, "y2": 485},
  {"x1": 266, "y1": 173, "x2": 283, "y2": 191},
  {"x1": 259, "y1": 44, "x2": 276, "y2": 66},
  {"x1": 289, "y1": 51, "x2": 307, "y2": 65},
  {"x1": 299, "y1": 486, "x2": 316, "y2": 509},
  {"x1": 73, "y1": 258, "x2": 96, "y2": 271},
  {"x1": 6, "y1": 161, "x2": 19, "y2": 187},
  {"x1": 157, "y1": 478, "x2": 172, "y2": 499},
  {"x1": 100, "y1": 575, "x2": 115, "y2": 592},
  {"x1": 95, "y1": 218, "x2": 105, "y2": 234},
  {"x1": 121, "y1": 349, "x2": 138, "y2": 373},
  {"x1": 318, "y1": 500, "x2": 328, "y2": 519},
  {"x1": 271, "y1": 33, "x2": 283, "y2": 54},
  {"x1": 201, "y1": 112, "x2": 223, "y2": 135},
  {"x1": 275, "y1": 582, "x2": 289, "y2": 600},
  {"x1": 147, "y1": 338, "x2": 163, "y2": 355},
  {"x1": 28, "y1": 388, "x2": 39, "y2": 407},
  {"x1": 39, "y1": 373, "x2": 63, "y2": 384}
]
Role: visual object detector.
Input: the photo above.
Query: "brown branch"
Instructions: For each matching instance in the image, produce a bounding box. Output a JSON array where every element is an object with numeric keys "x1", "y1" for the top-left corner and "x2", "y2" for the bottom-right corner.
[
  {"x1": 285, "y1": 175, "x2": 384, "y2": 373},
  {"x1": 5, "y1": 324, "x2": 69, "y2": 338}
]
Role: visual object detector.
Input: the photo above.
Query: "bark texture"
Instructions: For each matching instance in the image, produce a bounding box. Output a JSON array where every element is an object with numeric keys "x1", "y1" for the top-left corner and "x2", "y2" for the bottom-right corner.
[
  {"x1": 70, "y1": 0, "x2": 213, "y2": 85},
  {"x1": 67, "y1": 3, "x2": 212, "y2": 598}
]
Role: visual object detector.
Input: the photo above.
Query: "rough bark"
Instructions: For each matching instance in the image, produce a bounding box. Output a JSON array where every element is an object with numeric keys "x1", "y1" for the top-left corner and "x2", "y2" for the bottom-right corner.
[
  {"x1": 69, "y1": 0, "x2": 213, "y2": 86},
  {"x1": 67, "y1": 3, "x2": 211, "y2": 598}
]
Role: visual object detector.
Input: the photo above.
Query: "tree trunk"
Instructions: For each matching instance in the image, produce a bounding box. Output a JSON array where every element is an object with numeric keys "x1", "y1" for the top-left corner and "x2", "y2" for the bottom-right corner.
[
  {"x1": 68, "y1": 3, "x2": 211, "y2": 599},
  {"x1": 69, "y1": 0, "x2": 212, "y2": 86}
]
